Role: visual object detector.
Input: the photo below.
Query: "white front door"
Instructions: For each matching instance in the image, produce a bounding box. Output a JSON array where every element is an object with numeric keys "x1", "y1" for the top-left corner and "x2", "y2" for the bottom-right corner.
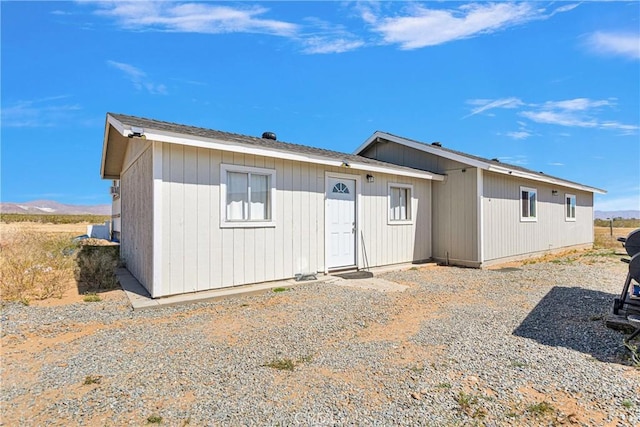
[{"x1": 327, "y1": 177, "x2": 356, "y2": 269}]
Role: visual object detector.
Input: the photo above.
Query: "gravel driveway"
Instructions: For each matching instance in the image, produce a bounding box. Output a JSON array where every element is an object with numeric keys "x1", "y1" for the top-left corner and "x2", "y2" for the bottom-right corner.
[{"x1": 2, "y1": 251, "x2": 639, "y2": 426}]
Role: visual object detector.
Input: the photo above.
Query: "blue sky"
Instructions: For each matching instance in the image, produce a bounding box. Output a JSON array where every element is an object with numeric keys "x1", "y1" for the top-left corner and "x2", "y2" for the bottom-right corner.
[{"x1": 1, "y1": 1, "x2": 639, "y2": 211}]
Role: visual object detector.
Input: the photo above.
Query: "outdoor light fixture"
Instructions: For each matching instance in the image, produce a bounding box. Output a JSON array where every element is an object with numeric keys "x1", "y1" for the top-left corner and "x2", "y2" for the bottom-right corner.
[
  {"x1": 366, "y1": 174, "x2": 375, "y2": 183},
  {"x1": 552, "y1": 190, "x2": 559, "y2": 196},
  {"x1": 128, "y1": 126, "x2": 145, "y2": 138}
]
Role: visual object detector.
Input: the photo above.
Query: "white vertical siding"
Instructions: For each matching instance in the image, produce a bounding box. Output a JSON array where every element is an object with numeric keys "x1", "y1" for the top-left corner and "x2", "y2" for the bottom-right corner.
[
  {"x1": 432, "y1": 168, "x2": 478, "y2": 265},
  {"x1": 482, "y1": 171, "x2": 594, "y2": 263},
  {"x1": 156, "y1": 142, "x2": 432, "y2": 297},
  {"x1": 361, "y1": 142, "x2": 478, "y2": 265},
  {"x1": 151, "y1": 142, "x2": 163, "y2": 297},
  {"x1": 120, "y1": 144, "x2": 153, "y2": 292},
  {"x1": 359, "y1": 175, "x2": 432, "y2": 267},
  {"x1": 196, "y1": 147, "x2": 211, "y2": 292}
]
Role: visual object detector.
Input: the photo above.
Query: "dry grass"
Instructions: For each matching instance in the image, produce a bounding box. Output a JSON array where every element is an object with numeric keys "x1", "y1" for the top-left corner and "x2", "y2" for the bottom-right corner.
[
  {"x1": 594, "y1": 226, "x2": 637, "y2": 250},
  {"x1": 0, "y1": 227, "x2": 120, "y2": 303},
  {"x1": 0, "y1": 230, "x2": 77, "y2": 302},
  {"x1": 75, "y1": 244, "x2": 120, "y2": 291},
  {"x1": 1, "y1": 213, "x2": 110, "y2": 224}
]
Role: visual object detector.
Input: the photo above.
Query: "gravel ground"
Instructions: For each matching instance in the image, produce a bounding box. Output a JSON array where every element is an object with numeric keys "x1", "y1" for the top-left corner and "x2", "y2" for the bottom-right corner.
[{"x1": 2, "y1": 250, "x2": 639, "y2": 426}]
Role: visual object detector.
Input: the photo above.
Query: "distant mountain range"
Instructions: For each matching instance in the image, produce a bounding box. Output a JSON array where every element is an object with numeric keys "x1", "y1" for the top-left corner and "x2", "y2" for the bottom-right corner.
[
  {"x1": 595, "y1": 210, "x2": 640, "y2": 220},
  {"x1": 0, "y1": 200, "x2": 111, "y2": 215},
  {"x1": 0, "y1": 200, "x2": 636, "y2": 220}
]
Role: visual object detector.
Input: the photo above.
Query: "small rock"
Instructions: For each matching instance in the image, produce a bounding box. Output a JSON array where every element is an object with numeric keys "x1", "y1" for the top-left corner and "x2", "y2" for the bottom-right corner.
[{"x1": 411, "y1": 392, "x2": 421, "y2": 400}]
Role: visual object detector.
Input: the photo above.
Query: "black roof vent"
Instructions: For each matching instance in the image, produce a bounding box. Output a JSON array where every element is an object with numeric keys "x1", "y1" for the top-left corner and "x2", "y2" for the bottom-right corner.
[
  {"x1": 492, "y1": 158, "x2": 500, "y2": 162},
  {"x1": 262, "y1": 131, "x2": 277, "y2": 140},
  {"x1": 431, "y1": 142, "x2": 442, "y2": 147}
]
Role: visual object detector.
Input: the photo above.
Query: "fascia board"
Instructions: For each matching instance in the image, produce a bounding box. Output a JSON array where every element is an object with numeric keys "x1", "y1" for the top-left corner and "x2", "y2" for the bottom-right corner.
[
  {"x1": 370, "y1": 132, "x2": 490, "y2": 168},
  {"x1": 100, "y1": 118, "x2": 110, "y2": 179},
  {"x1": 353, "y1": 132, "x2": 381, "y2": 156},
  {"x1": 349, "y1": 163, "x2": 443, "y2": 181},
  {"x1": 107, "y1": 114, "x2": 127, "y2": 135},
  {"x1": 486, "y1": 165, "x2": 607, "y2": 194},
  {"x1": 139, "y1": 128, "x2": 440, "y2": 181},
  {"x1": 359, "y1": 131, "x2": 605, "y2": 194},
  {"x1": 100, "y1": 114, "x2": 125, "y2": 178}
]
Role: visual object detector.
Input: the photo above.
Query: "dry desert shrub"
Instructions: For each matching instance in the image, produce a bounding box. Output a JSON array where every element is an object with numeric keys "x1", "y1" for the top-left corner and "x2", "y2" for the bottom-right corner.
[
  {"x1": 75, "y1": 244, "x2": 119, "y2": 291},
  {"x1": 0, "y1": 230, "x2": 77, "y2": 302}
]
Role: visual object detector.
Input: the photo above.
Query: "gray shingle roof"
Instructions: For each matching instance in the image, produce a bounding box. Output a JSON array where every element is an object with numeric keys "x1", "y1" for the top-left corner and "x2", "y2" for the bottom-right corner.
[
  {"x1": 371, "y1": 131, "x2": 606, "y2": 193},
  {"x1": 108, "y1": 113, "x2": 440, "y2": 178}
]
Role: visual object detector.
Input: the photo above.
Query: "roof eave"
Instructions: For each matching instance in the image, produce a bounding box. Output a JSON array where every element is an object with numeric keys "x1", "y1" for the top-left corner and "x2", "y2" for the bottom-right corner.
[
  {"x1": 116, "y1": 125, "x2": 442, "y2": 181},
  {"x1": 485, "y1": 165, "x2": 607, "y2": 194},
  {"x1": 99, "y1": 115, "x2": 111, "y2": 179},
  {"x1": 359, "y1": 131, "x2": 605, "y2": 194},
  {"x1": 101, "y1": 114, "x2": 131, "y2": 180}
]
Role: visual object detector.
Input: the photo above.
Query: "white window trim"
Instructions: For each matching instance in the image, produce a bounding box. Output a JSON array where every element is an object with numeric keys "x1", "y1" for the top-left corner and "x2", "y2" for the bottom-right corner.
[
  {"x1": 220, "y1": 164, "x2": 276, "y2": 228},
  {"x1": 388, "y1": 183, "x2": 414, "y2": 225},
  {"x1": 520, "y1": 186, "x2": 537, "y2": 222},
  {"x1": 565, "y1": 193, "x2": 576, "y2": 222}
]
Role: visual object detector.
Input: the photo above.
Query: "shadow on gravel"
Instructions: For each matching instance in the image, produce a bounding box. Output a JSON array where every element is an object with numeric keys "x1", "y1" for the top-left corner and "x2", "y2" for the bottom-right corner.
[{"x1": 513, "y1": 286, "x2": 626, "y2": 364}]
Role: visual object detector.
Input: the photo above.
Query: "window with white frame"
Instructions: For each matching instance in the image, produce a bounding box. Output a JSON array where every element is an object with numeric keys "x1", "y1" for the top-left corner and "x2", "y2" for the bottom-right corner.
[
  {"x1": 520, "y1": 186, "x2": 537, "y2": 221},
  {"x1": 388, "y1": 183, "x2": 412, "y2": 224},
  {"x1": 565, "y1": 193, "x2": 576, "y2": 221},
  {"x1": 221, "y1": 164, "x2": 276, "y2": 227}
]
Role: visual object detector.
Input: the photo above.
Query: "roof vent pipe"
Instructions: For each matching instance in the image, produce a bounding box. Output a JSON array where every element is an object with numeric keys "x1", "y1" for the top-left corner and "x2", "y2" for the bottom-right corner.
[
  {"x1": 262, "y1": 132, "x2": 277, "y2": 140},
  {"x1": 431, "y1": 142, "x2": 442, "y2": 147}
]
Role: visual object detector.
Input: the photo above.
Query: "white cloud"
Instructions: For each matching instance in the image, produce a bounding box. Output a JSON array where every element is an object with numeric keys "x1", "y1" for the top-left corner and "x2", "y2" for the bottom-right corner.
[
  {"x1": 89, "y1": 1, "x2": 366, "y2": 54},
  {"x1": 93, "y1": 1, "x2": 298, "y2": 36},
  {"x1": 299, "y1": 17, "x2": 364, "y2": 54},
  {"x1": 107, "y1": 60, "x2": 167, "y2": 95},
  {"x1": 506, "y1": 131, "x2": 531, "y2": 140},
  {"x1": 367, "y1": 2, "x2": 564, "y2": 50},
  {"x1": 357, "y1": 2, "x2": 380, "y2": 25},
  {"x1": 496, "y1": 155, "x2": 528, "y2": 165},
  {"x1": 521, "y1": 98, "x2": 638, "y2": 133},
  {"x1": 0, "y1": 96, "x2": 81, "y2": 127},
  {"x1": 587, "y1": 31, "x2": 640, "y2": 60},
  {"x1": 548, "y1": 162, "x2": 564, "y2": 166},
  {"x1": 466, "y1": 96, "x2": 637, "y2": 135},
  {"x1": 542, "y1": 98, "x2": 614, "y2": 111},
  {"x1": 520, "y1": 110, "x2": 597, "y2": 128},
  {"x1": 302, "y1": 37, "x2": 364, "y2": 54},
  {"x1": 504, "y1": 118, "x2": 532, "y2": 140},
  {"x1": 465, "y1": 97, "x2": 524, "y2": 117},
  {"x1": 551, "y1": 3, "x2": 580, "y2": 15}
]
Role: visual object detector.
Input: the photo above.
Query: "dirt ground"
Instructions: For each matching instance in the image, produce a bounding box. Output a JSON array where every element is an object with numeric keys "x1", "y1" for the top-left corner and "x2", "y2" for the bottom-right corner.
[{"x1": 2, "y1": 250, "x2": 638, "y2": 426}]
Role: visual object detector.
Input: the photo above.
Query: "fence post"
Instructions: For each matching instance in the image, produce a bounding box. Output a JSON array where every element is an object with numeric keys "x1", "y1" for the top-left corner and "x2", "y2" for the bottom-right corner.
[{"x1": 609, "y1": 218, "x2": 613, "y2": 236}]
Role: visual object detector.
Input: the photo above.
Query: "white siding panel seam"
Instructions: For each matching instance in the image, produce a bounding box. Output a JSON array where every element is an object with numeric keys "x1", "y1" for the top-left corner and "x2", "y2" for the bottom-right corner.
[
  {"x1": 477, "y1": 168, "x2": 484, "y2": 263},
  {"x1": 152, "y1": 142, "x2": 163, "y2": 297}
]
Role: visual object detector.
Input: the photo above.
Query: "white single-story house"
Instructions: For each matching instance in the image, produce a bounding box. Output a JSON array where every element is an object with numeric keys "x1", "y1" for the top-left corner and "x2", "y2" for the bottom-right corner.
[
  {"x1": 101, "y1": 113, "x2": 605, "y2": 298},
  {"x1": 101, "y1": 114, "x2": 443, "y2": 298}
]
